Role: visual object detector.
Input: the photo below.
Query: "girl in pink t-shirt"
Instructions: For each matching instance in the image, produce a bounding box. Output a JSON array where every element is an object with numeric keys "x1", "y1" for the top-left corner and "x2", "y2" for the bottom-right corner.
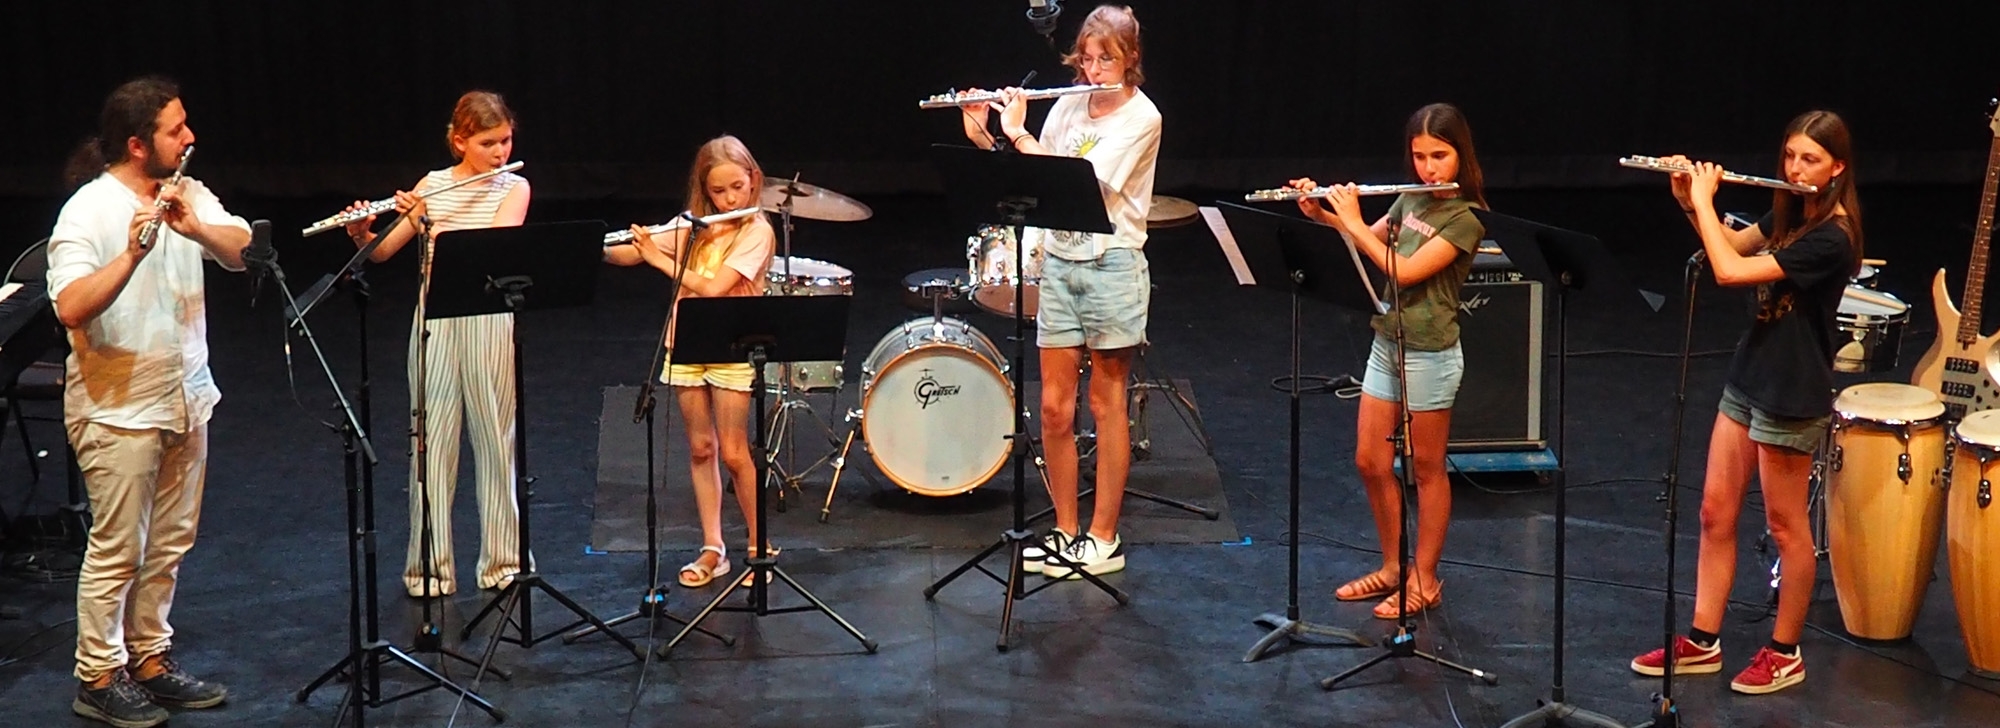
[{"x1": 607, "y1": 135, "x2": 776, "y2": 587}]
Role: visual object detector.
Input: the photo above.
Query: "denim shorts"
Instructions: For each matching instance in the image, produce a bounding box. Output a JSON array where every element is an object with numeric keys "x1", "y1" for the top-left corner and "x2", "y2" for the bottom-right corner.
[
  {"x1": 1718, "y1": 386, "x2": 1829, "y2": 455},
  {"x1": 1037, "y1": 248, "x2": 1150, "y2": 350},
  {"x1": 1360, "y1": 335, "x2": 1465, "y2": 412}
]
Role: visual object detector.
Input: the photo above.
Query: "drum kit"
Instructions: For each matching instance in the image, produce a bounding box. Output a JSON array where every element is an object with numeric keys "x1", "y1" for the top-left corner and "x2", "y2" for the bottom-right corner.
[
  {"x1": 1753, "y1": 258, "x2": 2000, "y2": 677},
  {"x1": 751, "y1": 182, "x2": 1212, "y2": 521}
]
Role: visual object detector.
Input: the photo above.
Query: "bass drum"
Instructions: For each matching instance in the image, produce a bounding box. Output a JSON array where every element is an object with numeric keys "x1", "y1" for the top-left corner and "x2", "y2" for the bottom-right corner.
[{"x1": 860, "y1": 317, "x2": 1013, "y2": 496}]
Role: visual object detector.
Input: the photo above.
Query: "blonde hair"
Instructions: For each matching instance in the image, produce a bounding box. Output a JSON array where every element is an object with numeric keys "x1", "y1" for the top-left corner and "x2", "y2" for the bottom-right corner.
[
  {"x1": 682, "y1": 135, "x2": 767, "y2": 247},
  {"x1": 1063, "y1": 5, "x2": 1144, "y2": 87},
  {"x1": 444, "y1": 91, "x2": 516, "y2": 160}
]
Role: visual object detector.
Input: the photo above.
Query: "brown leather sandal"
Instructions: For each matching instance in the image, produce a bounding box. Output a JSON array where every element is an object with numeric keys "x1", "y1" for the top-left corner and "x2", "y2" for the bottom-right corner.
[
  {"x1": 1372, "y1": 580, "x2": 1444, "y2": 619},
  {"x1": 1334, "y1": 569, "x2": 1402, "y2": 602}
]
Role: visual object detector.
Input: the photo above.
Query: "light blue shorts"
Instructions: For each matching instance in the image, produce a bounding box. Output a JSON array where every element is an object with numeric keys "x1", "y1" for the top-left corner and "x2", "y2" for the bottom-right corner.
[
  {"x1": 1037, "y1": 248, "x2": 1150, "y2": 350},
  {"x1": 1360, "y1": 335, "x2": 1465, "y2": 412}
]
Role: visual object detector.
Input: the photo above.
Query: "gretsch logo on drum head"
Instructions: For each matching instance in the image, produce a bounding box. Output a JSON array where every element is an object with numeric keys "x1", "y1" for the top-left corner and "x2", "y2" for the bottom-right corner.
[{"x1": 914, "y1": 369, "x2": 962, "y2": 409}]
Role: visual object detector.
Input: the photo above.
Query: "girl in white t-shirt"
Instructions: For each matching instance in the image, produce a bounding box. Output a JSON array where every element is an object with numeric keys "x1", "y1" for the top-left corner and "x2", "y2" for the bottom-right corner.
[{"x1": 960, "y1": 4, "x2": 1162, "y2": 580}]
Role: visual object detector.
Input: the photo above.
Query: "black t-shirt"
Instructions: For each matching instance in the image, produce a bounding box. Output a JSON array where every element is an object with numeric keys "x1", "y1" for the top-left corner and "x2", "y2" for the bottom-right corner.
[{"x1": 1727, "y1": 212, "x2": 1855, "y2": 419}]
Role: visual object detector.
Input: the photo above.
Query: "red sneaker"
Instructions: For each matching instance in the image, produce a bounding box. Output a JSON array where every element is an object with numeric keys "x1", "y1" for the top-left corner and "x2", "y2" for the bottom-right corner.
[
  {"x1": 1730, "y1": 646, "x2": 1805, "y2": 694},
  {"x1": 1629, "y1": 636, "x2": 1723, "y2": 676}
]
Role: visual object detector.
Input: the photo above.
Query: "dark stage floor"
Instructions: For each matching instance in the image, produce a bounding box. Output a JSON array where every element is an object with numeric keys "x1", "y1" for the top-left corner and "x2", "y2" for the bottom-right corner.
[{"x1": 4, "y1": 185, "x2": 2000, "y2": 727}]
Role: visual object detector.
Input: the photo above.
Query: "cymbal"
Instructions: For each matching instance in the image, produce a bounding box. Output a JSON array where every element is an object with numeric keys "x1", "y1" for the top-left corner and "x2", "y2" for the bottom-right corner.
[
  {"x1": 1147, "y1": 195, "x2": 1198, "y2": 228},
  {"x1": 760, "y1": 179, "x2": 871, "y2": 222}
]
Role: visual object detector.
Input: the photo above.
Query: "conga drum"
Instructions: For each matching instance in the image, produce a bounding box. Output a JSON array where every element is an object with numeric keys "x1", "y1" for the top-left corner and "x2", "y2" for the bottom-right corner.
[
  {"x1": 1828, "y1": 382, "x2": 1948, "y2": 640},
  {"x1": 1948, "y1": 410, "x2": 2000, "y2": 677}
]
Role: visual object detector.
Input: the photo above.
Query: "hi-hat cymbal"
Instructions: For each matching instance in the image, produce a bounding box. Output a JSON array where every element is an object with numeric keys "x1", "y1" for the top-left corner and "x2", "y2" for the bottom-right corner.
[
  {"x1": 760, "y1": 179, "x2": 872, "y2": 222},
  {"x1": 1147, "y1": 195, "x2": 1198, "y2": 228}
]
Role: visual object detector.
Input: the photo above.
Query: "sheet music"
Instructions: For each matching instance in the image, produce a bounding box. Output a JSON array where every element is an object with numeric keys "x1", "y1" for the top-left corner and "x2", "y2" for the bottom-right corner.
[
  {"x1": 1199, "y1": 206, "x2": 1256, "y2": 285},
  {"x1": 0, "y1": 282, "x2": 20, "y2": 305}
]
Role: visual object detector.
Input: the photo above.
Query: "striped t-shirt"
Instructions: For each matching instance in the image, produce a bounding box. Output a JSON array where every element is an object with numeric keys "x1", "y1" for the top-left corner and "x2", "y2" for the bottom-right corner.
[{"x1": 419, "y1": 167, "x2": 524, "y2": 233}]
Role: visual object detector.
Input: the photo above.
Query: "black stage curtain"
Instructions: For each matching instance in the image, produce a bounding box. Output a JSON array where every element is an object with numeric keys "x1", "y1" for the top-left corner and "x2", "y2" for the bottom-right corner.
[{"x1": 2, "y1": 1, "x2": 1995, "y2": 200}]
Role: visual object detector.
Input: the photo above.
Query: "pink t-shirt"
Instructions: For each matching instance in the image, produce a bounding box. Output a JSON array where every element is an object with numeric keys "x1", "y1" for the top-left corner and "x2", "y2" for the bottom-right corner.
[{"x1": 662, "y1": 214, "x2": 775, "y2": 348}]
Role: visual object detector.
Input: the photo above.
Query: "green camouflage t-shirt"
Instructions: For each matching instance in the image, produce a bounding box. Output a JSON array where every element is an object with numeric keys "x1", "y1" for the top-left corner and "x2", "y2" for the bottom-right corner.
[{"x1": 1369, "y1": 193, "x2": 1484, "y2": 350}]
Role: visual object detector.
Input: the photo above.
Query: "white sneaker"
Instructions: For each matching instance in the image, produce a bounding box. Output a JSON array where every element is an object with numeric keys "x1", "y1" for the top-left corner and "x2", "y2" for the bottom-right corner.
[
  {"x1": 1044, "y1": 533, "x2": 1126, "y2": 580},
  {"x1": 1021, "y1": 529, "x2": 1073, "y2": 574}
]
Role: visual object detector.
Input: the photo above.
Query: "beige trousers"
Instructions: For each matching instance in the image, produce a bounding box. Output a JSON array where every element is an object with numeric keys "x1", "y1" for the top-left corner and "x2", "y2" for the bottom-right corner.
[{"x1": 68, "y1": 421, "x2": 208, "y2": 682}]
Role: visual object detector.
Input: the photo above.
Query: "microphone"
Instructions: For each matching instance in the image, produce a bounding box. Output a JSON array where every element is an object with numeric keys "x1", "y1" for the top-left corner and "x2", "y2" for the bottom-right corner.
[
  {"x1": 1026, "y1": 0, "x2": 1062, "y2": 41},
  {"x1": 244, "y1": 219, "x2": 275, "y2": 308}
]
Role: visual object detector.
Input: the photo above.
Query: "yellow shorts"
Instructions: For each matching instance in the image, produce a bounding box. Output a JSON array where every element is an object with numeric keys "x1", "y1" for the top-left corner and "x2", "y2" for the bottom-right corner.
[{"x1": 663, "y1": 362, "x2": 755, "y2": 392}]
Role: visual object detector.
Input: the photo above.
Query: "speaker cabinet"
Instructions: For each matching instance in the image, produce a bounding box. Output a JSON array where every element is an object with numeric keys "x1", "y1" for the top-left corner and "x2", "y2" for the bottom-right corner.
[{"x1": 1447, "y1": 279, "x2": 1546, "y2": 451}]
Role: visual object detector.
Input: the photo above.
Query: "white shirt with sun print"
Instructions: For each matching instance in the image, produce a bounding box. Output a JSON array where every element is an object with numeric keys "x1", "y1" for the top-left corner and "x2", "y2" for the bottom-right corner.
[{"x1": 1023, "y1": 89, "x2": 1161, "y2": 261}]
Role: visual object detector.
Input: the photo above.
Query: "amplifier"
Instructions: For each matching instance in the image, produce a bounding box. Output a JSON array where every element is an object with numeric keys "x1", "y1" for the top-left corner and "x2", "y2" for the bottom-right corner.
[{"x1": 1448, "y1": 254, "x2": 1546, "y2": 451}]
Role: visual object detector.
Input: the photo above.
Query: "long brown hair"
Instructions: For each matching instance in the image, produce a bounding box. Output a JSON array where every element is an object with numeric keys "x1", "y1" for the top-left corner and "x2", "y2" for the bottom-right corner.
[
  {"x1": 681, "y1": 135, "x2": 766, "y2": 249},
  {"x1": 444, "y1": 91, "x2": 516, "y2": 161},
  {"x1": 1768, "y1": 110, "x2": 1863, "y2": 276},
  {"x1": 1063, "y1": 5, "x2": 1143, "y2": 87},
  {"x1": 1404, "y1": 103, "x2": 1486, "y2": 209},
  {"x1": 63, "y1": 76, "x2": 180, "y2": 190}
]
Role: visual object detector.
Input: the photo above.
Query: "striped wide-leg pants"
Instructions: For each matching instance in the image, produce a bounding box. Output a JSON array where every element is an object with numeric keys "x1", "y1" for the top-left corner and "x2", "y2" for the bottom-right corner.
[{"x1": 403, "y1": 311, "x2": 531, "y2": 595}]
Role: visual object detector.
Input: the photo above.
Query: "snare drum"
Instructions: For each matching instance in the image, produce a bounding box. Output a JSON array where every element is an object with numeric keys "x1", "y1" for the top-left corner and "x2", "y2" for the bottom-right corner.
[
  {"x1": 1948, "y1": 411, "x2": 2000, "y2": 677},
  {"x1": 1835, "y1": 285, "x2": 1909, "y2": 374},
  {"x1": 1828, "y1": 382, "x2": 1948, "y2": 640},
  {"x1": 967, "y1": 224, "x2": 1043, "y2": 319},
  {"x1": 859, "y1": 317, "x2": 1013, "y2": 496},
  {"x1": 763, "y1": 256, "x2": 852, "y2": 391},
  {"x1": 1852, "y1": 263, "x2": 1880, "y2": 288}
]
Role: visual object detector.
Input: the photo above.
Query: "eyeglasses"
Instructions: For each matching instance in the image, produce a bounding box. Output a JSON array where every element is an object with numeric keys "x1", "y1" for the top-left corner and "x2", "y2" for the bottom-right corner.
[{"x1": 1076, "y1": 54, "x2": 1119, "y2": 68}]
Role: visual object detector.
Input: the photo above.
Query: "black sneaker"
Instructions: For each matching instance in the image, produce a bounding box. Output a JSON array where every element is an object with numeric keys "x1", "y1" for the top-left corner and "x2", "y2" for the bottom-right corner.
[
  {"x1": 73, "y1": 670, "x2": 169, "y2": 728},
  {"x1": 132, "y1": 653, "x2": 228, "y2": 709}
]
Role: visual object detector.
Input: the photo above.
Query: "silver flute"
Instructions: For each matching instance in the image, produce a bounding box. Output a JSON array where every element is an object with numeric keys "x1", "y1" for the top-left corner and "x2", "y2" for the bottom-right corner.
[
  {"x1": 136, "y1": 146, "x2": 195, "y2": 250},
  {"x1": 919, "y1": 83, "x2": 1122, "y2": 109},
  {"x1": 1244, "y1": 182, "x2": 1459, "y2": 202},
  {"x1": 1618, "y1": 155, "x2": 1818, "y2": 194},
  {"x1": 301, "y1": 160, "x2": 525, "y2": 237},
  {"x1": 602, "y1": 207, "x2": 762, "y2": 247}
]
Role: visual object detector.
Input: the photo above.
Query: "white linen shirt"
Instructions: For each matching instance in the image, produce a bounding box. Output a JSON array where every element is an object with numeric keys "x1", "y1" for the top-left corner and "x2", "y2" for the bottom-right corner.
[{"x1": 46, "y1": 173, "x2": 248, "y2": 432}]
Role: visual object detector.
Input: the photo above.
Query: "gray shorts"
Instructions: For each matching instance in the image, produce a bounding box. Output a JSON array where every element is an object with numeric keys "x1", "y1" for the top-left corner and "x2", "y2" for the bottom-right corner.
[
  {"x1": 1718, "y1": 386, "x2": 1830, "y2": 455},
  {"x1": 1360, "y1": 335, "x2": 1465, "y2": 412},
  {"x1": 1037, "y1": 248, "x2": 1150, "y2": 350}
]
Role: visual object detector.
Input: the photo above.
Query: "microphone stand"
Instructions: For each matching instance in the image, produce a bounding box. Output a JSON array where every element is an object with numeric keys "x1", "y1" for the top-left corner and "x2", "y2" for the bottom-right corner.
[
  {"x1": 1321, "y1": 216, "x2": 1496, "y2": 690},
  {"x1": 1634, "y1": 253, "x2": 1706, "y2": 728},
  {"x1": 281, "y1": 217, "x2": 504, "y2": 724}
]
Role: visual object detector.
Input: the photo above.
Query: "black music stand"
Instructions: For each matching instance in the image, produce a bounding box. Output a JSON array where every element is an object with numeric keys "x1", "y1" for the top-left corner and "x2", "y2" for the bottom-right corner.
[
  {"x1": 428, "y1": 222, "x2": 644, "y2": 668},
  {"x1": 922, "y1": 143, "x2": 1129, "y2": 651},
  {"x1": 1208, "y1": 202, "x2": 1380, "y2": 662},
  {"x1": 658, "y1": 294, "x2": 876, "y2": 655},
  {"x1": 1474, "y1": 209, "x2": 1657, "y2": 728},
  {"x1": 289, "y1": 218, "x2": 506, "y2": 725}
]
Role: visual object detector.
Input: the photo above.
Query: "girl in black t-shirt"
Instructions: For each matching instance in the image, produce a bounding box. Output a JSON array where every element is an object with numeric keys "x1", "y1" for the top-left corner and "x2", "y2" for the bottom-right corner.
[{"x1": 1629, "y1": 111, "x2": 1862, "y2": 695}]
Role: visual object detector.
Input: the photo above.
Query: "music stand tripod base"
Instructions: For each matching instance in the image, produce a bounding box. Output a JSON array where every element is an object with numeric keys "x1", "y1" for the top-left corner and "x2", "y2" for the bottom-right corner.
[{"x1": 658, "y1": 294, "x2": 878, "y2": 658}]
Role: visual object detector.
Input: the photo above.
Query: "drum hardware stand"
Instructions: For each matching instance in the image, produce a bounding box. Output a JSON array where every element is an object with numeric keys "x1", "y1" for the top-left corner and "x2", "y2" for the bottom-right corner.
[
  {"x1": 442, "y1": 224, "x2": 640, "y2": 667},
  {"x1": 924, "y1": 146, "x2": 1130, "y2": 651},
  {"x1": 1755, "y1": 427, "x2": 1834, "y2": 619},
  {"x1": 1320, "y1": 217, "x2": 1495, "y2": 693},
  {"x1": 1128, "y1": 342, "x2": 1215, "y2": 460},
  {"x1": 816, "y1": 280, "x2": 964, "y2": 524},
  {"x1": 283, "y1": 216, "x2": 505, "y2": 725},
  {"x1": 764, "y1": 175, "x2": 846, "y2": 513},
  {"x1": 562, "y1": 262, "x2": 732, "y2": 650},
  {"x1": 1060, "y1": 351, "x2": 1220, "y2": 520},
  {"x1": 658, "y1": 295, "x2": 877, "y2": 657}
]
